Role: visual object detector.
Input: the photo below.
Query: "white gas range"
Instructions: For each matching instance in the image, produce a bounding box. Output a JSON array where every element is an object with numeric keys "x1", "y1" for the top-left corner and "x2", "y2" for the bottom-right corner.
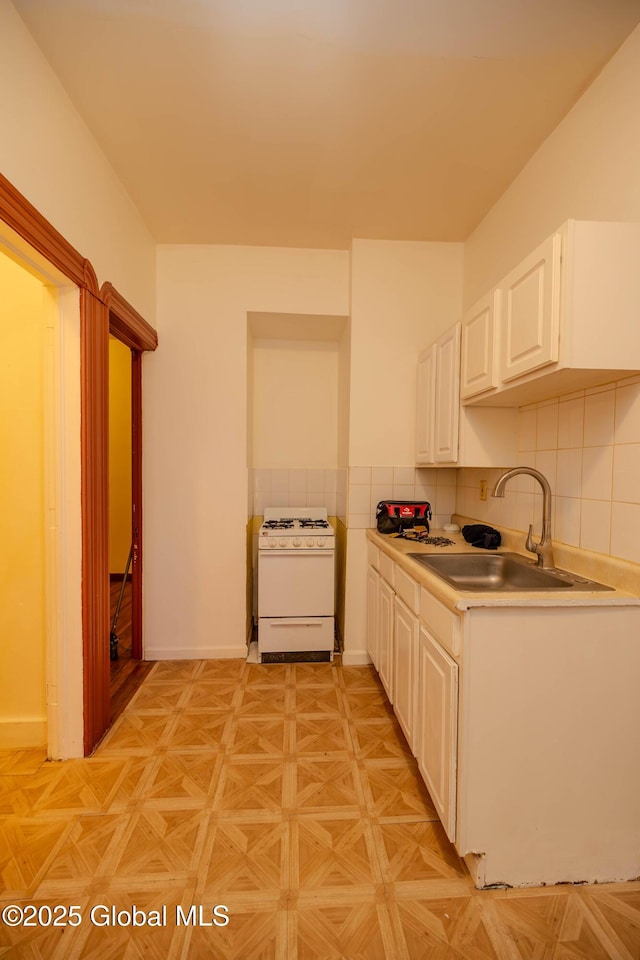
[{"x1": 257, "y1": 507, "x2": 335, "y2": 663}]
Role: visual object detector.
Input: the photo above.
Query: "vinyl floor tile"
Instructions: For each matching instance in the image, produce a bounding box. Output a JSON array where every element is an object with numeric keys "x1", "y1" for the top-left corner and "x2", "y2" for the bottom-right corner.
[
  {"x1": 294, "y1": 687, "x2": 344, "y2": 717},
  {"x1": 294, "y1": 759, "x2": 362, "y2": 813},
  {"x1": 583, "y1": 888, "x2": 640, "y2": 958},
  {"x1": 73, "y1": 883, "x2": 191, "y2": 960},
  {"x1": 292, "y1": 896, "x2": 396, "y2": 960},
  {"x1": 164, "y1": 711, "x2": 230, "y2": 750},
  {"x1": 144, "y1": 752, "x2": 221, "y2": 802},
  {"x1": 182, "y1": 902, "x2": 288, "y2": 960},
  {"x1": 34, "y1": 812, "x2": 126, "y2": 891},
  {"x1": 148, "y1": 660, "x2": 203, "y2": 683},
  {"x1": 0, "y1": 895, "x2": 86, "y2": 960},
  {"x1": 375, "y1": 822, "x2": 468, "y2": 884},
  {"x1": 293, "y1": 717, "x2": 352, "y2": 756},
  {"x1": 2, "y1": 657, "x2": 639, "y2": 960},
  {"x1": 112, "y1": 807, "x2": 208, "y2": 880},
  {"x1": 391, "y1": 896, "x2": 500, "y2": 960},
  {"x1": 351, "y1": 719, "x2": 413, "y2": 761},
  {"x1": 181, "y1": 680, "x2": 239, "y2": 713},
  {"x1": 292, "y1": 816, "x2": 381, "y2": 891},
  {"x1": 291, "y1": 663, "x2": 340, "y2": 687},
  {"x1": 0, "y1": 749, "x2": 48, "y2": 777},
  {"x1": 340, "y1": 665, "x2": 382, "y2": 690},
  {"x1": 214, "y1": 760, "x2": 286, "y2": 814},
  {"x1": 0, "y1": 776, "x2": 32, "y2": 818},
  {"x1": 126, "y1": 681, "x2": 189, "y2": 714},
  {"x1": 344, "y1": 691, "x2": 395, "y2": 721},
  {"x1": 0, "y1": 817, "x2": 72, "y2": 897},
  {"x1": 238, "y1": 687, "x2": 289, "y2": 717},
  {"x1": 245, "y1": 663, "x2": 290, "y2": 686},
  {"x1": 197, "y1": 659, "x2": 247, "y2": 681},
  {"x1": 97, "y1": 714, "x2": 174, "y2": 755},
  {"x1": 199, "y1": 819, "x2": 289, "y2": 895},
  {"x1": 362, "y1": 761, "x2": 439, "y2": 822},
  {"x1": 229, "y1": 718, "x2": 289, "y2": 757}
]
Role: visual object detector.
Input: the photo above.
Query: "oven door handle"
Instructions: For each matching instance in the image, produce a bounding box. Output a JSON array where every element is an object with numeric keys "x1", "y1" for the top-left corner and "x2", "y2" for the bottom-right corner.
[
  {"x1": 266, "y1": 619, "x2": 324, "y2": 627},
  {"x1": 259, "y1": 549, "x2": 334, "y2": 557}
]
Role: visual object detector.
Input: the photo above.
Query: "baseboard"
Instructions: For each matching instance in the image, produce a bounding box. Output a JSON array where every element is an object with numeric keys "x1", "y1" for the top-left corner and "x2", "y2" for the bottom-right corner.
[
  {"x1": 341, "y1": 650, "x2": 372, "y2": 666},
  {"x1": 0, "y1": 719, "x2": 47, "y2": 749},
  {"x1": 144, "y1": 645, "x2": 248, "y2": 661}
]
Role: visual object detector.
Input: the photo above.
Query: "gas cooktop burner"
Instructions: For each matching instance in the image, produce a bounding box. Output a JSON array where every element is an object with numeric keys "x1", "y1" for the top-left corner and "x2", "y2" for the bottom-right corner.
[
  {"x1": 299, "y1": 519, "x2": 330, "y2": 529},
  {"x1": 263, "y1": 520, "x2": 294, "y2": 529}
]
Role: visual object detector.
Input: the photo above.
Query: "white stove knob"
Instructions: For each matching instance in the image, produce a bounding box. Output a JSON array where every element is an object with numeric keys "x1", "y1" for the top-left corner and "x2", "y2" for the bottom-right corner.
[
  {"x1": 317, "y1": 538, "x2": 326, "y2": 547},
  {"x1": 269, "y1": 539, "x2": 278, "y2": 548},
  {"x1": 279, "y1": 538, "x2": 287, "y2": 547},
  {"x1": 306, "y1": 537, "x2": 314, "y2": 547},
  {"x1": 293, "y1": 537, "x2": 301, "y2": 547}
]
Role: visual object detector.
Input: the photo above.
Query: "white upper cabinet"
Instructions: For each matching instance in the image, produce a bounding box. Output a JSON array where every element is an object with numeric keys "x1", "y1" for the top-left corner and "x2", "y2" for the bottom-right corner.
[
  {"x1": 416, "y1": 322, "x2": 517, "y2": 467},
  {"x1": 460, "y1": 290, "x2": 500, "y2": 400},
  {"x1": 499, "y1": 232, "x2": 561, "y2": 383},
  {"x1": 433, "y1": 324, "x2": 461, "y2": 462},
  {"x1": 415, "y1": 345, "x2": 436, "y2": 464},
  {"x1": 465, "y1": 220, "x2": 640, "y2": 407}
]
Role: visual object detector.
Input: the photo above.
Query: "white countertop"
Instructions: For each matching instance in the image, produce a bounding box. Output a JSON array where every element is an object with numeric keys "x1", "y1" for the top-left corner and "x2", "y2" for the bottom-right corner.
[{"x1": 366, "y1": 526, "x2": 640, "y2": 613}]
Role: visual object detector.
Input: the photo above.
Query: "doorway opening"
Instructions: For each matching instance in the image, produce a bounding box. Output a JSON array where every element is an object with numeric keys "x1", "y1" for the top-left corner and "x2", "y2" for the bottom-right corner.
[
  {"x1": 108, "y1": 335, "x2": 151, "y2": 719},
  {"x1": 0, "y1": 229, "x2": 83, "y2": 760}
]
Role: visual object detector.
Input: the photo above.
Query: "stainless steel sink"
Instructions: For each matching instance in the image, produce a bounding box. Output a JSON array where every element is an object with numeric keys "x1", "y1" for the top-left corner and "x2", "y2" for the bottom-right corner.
[{"x1": 407, "y1": 552, "x2": 614, "y2": 592}]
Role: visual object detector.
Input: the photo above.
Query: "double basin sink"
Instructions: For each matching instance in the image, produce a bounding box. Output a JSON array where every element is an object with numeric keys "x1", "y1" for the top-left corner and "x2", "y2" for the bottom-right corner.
[{"x1": 407, "y1": 551, "x2": 613, "y2": 592}]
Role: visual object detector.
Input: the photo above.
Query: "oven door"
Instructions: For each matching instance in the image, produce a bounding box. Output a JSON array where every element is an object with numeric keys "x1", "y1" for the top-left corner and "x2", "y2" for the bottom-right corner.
[{"x1": 258, "y1": 550, "x2": 334, "y2": 618}]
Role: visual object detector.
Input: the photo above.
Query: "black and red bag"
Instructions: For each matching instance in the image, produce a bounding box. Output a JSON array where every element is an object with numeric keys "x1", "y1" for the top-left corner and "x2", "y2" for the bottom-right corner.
[{"x1": 375, "y1": 500, "x2": 431, "y2": 535}]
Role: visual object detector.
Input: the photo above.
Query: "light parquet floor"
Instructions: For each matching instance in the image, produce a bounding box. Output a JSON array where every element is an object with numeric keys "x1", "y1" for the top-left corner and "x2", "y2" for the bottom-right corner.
[{"x1": 1, "y1": 659, "x2": 639, "y2": 959}]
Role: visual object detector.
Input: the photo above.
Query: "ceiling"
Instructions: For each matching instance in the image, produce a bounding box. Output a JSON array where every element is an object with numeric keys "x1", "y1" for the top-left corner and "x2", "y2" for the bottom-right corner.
[{"x1": 13, "y1": 0, "x2": 640, "y2": 248}]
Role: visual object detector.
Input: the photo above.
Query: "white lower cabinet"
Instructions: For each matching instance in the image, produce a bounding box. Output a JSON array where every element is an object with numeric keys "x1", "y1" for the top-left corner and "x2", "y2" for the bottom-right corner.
[
  {"x1": 377, "y1": 577, "x2": 395, "y2": 704},
  {"x1": 366, "y1": 542, "x2": 640, "y2": 888},
  {"x1": 366, "y1": 565, "x2": 380, "y2": 670},
  {"x1": 392, "y1": 596, "x2": 419, "y2": 752},
  {"x1": 416, "y1": 625, "x2": 458, "y2": 842}
]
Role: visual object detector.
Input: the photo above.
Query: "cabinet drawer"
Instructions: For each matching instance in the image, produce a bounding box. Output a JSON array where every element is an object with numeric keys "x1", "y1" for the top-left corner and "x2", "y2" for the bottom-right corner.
[
  {"x1": 395, "y1": 566, "x2": 420, "y2": 613},
  {"x1": 379, "y1": 551, "x2": 395, "y2": 587},
  {"x1": 367, "y1": 541, "x2": 380, "y2": 570},
  {"x1": 420, "y1": 588, "x2": 460, "y2": 658}
]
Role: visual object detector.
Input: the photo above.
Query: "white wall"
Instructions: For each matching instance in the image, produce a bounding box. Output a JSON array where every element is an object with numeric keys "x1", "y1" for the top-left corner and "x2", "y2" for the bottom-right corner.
[
  {"x1": 252, "y1": 339, "x2": 339, "y2": 469},
  {"x1": 146, "y1": 245, "x2": 350, "y2": 659},
  {"x1": 343, "y1": 240, "x2": 464, "y2": 662},
  {"x1": 0, "y1": 0, "x2": 155, "y2": 319},
  {"x1": 461, "y1": 23, "x2": 640, "y2": 565},
  {"x1": 349, "y1": 239, "x2": 464, "y2": 467},
  {"x1": 464, "y1": 24, "x2": 640, "y2": 308}
]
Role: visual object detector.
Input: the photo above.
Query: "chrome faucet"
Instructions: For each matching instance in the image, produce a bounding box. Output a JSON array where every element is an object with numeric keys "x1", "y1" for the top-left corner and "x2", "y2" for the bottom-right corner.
[{"x1": 492, "y1": 467, "x2": 555, "y2": 569}]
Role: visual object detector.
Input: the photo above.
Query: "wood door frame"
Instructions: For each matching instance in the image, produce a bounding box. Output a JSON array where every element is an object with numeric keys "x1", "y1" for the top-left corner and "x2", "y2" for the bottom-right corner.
[
  {"x1": 102, "y1": 284, "x2": 157, "y2": 664},
  {"x1": 0, "y1": 173, "x2": 157, "y2": 755}
]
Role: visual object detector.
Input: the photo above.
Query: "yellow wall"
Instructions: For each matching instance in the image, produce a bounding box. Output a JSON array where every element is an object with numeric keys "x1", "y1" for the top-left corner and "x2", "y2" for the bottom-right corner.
[
  {"x1": 0, "y1": 253, "x2": 47, "y2": 745},
  {"x1": 109, "y1": 337, "x2": 132, "y2": 574}
]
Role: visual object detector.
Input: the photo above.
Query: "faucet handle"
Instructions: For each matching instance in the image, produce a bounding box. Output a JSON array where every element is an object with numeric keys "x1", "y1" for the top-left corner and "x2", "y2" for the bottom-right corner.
[{"x1": 525, "y1": 524, "x2": 538, "y2": 554}]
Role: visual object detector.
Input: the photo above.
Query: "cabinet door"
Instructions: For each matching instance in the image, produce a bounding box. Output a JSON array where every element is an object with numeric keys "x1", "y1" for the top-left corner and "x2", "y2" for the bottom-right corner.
[
  {"x1": 415, "y1": 345, "x2": 436, "y2": 464},
  {"x1": 417, "y1": 625, "x2": 459, "y2": 841},
  {"x1": 434, "y1": 324, "x2": 460, "y2": 463},
  {"x1": 366, "y1": 565, "x2": 380, "y2": 669},
  {"x1": 461, "y1": 291, "x2": 499, "y2": 400},
  {"x1": 378, "y1": 579, "x2": 394, "y2": 703},
  {"x1": 393, "y1": 596, "x2": 419, "y2": 753},
  {"x1": 499, "y1": 233, "x2": 561, "y2": 383}
]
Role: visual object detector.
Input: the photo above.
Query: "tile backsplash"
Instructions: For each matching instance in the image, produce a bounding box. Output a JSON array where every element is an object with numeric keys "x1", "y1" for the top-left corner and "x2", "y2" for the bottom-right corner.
[
  {"x1": 249, "y1": 468, "x2": 347, "y2": 519},
  {"x1": 248, "y1": 465, "x2": 456, "y2": 530},
  {"x1": 346, "y1": 466, "x2": 456, "y2": 530},
  {"x1": 457, "y1": 375, "x2": 640, "y2": 565}
]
